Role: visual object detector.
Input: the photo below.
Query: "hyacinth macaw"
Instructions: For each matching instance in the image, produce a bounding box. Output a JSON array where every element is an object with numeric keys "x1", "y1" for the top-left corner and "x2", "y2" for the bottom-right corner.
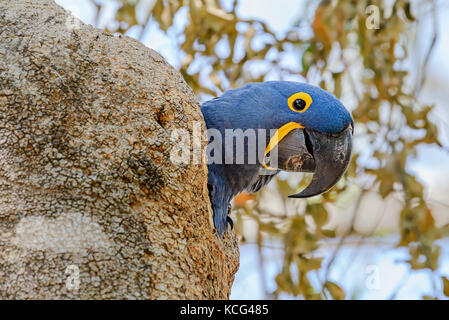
[{"x1": 201, "y1": 81, "x2": 353, "y2": 236}]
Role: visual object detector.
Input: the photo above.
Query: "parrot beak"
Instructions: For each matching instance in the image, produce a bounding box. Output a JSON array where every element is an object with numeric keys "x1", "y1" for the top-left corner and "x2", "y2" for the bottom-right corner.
[
  {"x1": 265, "y1": 125, "x2": 352, "y2": 198},
  {"x1": 262, "y1": 123, "x2": 353, "y2": 198},
  {"x1": 272, "y1": 128, "x2": 316, "y2": 173}
]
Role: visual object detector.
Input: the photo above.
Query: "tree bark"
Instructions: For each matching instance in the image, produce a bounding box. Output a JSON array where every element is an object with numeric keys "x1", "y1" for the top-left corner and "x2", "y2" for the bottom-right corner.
[{"x1": 0, "y1": 0, "x2": 239, "y2": 299}]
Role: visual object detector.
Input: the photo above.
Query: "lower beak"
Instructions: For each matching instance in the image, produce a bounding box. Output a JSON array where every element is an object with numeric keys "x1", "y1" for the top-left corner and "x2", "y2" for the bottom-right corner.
[{"x1": 266, "y1": 126, "x2": 352, "y2": 198}]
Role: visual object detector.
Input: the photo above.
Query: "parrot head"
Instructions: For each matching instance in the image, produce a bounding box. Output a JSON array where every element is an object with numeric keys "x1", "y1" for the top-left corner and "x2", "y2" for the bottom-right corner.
[{"x1": 201, "y1": 81, "x2": 353, "y2": 236}]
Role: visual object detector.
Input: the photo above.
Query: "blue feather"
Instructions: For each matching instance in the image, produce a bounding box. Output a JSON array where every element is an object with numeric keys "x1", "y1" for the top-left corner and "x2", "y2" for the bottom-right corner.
[{"x1": 201, "y1": 81, "x2": 353, "y2": 236}]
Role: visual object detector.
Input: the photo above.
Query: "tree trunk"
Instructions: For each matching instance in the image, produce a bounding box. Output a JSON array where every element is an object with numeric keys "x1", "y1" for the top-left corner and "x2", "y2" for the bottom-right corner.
[{"x1": 0, "y1": 0, "x2": 239, "y2": 299}]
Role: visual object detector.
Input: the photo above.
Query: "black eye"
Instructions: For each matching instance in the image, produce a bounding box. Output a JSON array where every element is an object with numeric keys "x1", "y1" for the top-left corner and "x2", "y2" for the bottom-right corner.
[{"x1": 292, "y1": 98, "x2": 307, "y2": 111}]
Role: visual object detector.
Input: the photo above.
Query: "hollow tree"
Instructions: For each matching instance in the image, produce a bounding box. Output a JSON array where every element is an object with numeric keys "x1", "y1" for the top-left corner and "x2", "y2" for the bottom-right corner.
[{"x1": 0, "y1": 0, "x2": 239, "y2": 299}]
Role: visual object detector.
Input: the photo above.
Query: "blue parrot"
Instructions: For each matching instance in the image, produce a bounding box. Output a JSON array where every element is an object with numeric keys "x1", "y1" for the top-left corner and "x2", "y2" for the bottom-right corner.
[{"x1": 201, "y1": 81, "x2": 353, "y2": 236}]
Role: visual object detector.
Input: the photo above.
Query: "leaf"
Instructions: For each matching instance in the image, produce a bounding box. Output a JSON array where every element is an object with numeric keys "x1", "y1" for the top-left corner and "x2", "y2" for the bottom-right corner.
[
  {"x1": 333, "y1": 71, "x2": 343, "y2": 98},
  {"x1": 403, "y1": 2, "x2": 415, "y2": 22},
  {"x1": 321, "y1": 229, "x2": 336, "y2": 238},
  {"x1": 301, "y1": 46, "x2": 314, "y2": 74},
  {"x1": 379, "y1": 178, "x2": 394, "y2": 198},
  {"x1": 307, "y1": 203, "x2": 328, "y2": 227},
  {"x1": 442, "y1": 276, "x2": 449, "y2": 297},
  {"x1": 324, "y1": 281, "x2": 345, "y2": 300},
  {"x1": 233, "y1": 192, "x2": 254, "y2": 207},
  {"x1": 297, "y1": 256, "x2": 322, "y2": 272},
  {"x1": 276, "y1": 178, "x2": 297, "y2": 197},
  {"x1": 116, "y1": 3, "x2": 138, "y2": 27}
]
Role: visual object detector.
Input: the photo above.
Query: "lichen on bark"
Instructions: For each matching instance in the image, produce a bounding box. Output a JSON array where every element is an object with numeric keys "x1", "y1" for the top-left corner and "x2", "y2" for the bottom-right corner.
[{"x1": 0, "y1": 0, "x2": 239, "y2": 299}]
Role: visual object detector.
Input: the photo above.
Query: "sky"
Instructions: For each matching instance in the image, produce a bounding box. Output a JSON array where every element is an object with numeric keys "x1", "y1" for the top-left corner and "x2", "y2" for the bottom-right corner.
[{"x1": 55, "y1": 0, "x2": 449, "y2": 299}]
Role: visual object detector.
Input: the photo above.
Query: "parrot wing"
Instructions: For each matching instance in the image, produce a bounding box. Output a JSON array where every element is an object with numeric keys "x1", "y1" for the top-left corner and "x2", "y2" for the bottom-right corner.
[{"x1": 245, "y1": 170, "x2": 279, "y2": 194}]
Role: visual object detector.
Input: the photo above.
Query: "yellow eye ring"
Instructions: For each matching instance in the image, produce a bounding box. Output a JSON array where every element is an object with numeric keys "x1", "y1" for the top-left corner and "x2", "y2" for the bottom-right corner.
[{"x1": 288, "y1": 92, "x2": 313, "y2": 113}]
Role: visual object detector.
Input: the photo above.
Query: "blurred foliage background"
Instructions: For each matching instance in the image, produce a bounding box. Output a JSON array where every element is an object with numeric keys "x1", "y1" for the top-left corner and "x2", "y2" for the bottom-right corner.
[{"x1": 70, "y1": 0, "x2": 449, "y2": 299}]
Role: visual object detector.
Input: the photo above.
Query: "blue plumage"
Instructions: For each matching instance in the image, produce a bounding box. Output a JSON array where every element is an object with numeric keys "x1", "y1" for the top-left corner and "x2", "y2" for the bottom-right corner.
[{"x1": 201, "y1": 81, "x2": 353, "y2": 236}]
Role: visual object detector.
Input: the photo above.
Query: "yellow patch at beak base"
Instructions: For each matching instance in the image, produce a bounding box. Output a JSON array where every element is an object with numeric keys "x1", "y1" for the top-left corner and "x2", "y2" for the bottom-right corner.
[{"x1": 262, "y1": 122, "x2": 304, "y2": 170}]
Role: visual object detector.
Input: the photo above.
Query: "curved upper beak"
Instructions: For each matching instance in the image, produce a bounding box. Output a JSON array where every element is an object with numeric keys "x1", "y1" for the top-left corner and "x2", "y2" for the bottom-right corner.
[{"x1": 266, "y1": 125, "x2": 352, "y2": 198}]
